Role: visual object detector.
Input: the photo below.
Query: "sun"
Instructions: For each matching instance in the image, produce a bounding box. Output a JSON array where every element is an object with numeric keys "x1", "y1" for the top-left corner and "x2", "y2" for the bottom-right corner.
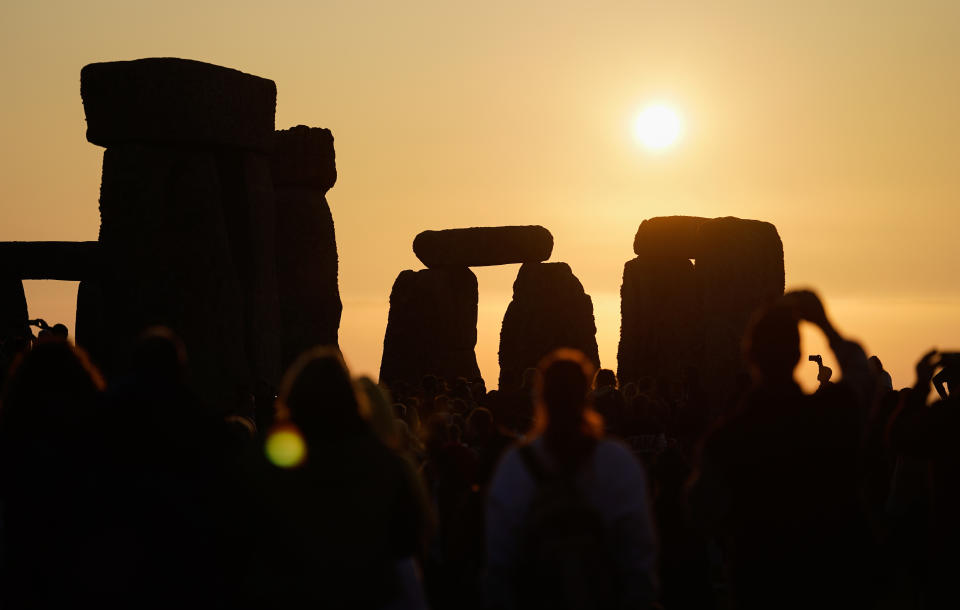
[{"x1": 633, "y1": 103, "x2": 683, "y2": 151}]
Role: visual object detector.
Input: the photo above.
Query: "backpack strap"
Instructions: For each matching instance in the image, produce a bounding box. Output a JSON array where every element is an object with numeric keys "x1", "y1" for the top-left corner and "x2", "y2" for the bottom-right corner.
[{"x1": 519, "y1": 444, "x2": 551, "y2": 483}]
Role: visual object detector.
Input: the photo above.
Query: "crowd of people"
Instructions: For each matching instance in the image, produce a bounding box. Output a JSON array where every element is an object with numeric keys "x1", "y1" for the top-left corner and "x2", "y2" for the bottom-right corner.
[{"x1": 0, "y1": 289, "x2": 956, "y2": 609}]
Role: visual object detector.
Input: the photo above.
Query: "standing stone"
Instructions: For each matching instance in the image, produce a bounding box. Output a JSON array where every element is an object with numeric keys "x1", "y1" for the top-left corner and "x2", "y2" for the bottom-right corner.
[
  {"x1": 695, "y1": 217, "x2": 784, "y2": 393},
  {"x1": 79, "y1": 58, "x2": 279, "y2": 412},
  {"x1": 413, "y1": 226, "x2": 553, "y2": 268},
  {"x1": 499, "y1": 262, "x2": 599, "y2": 390},
  {"x1": 380, "y1": 267, "x2": 481, "y2": 388},
  {"x1": 617, "y1": 256, "x2": 699, "y2": 386},
  {"x1": 618, "y1": 215, "x2": 784, "y2": 403},
  {"x1": 272, "y1": 126, "x2": 341, "y2": 369},
  {"x1": 0, "y1": 280, "x2": 29, "y2": 387}
]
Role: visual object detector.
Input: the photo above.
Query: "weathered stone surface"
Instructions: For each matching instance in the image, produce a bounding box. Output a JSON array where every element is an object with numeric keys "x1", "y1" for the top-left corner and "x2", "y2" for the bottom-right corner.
[
  {"x1": 75, "y1": 280, "x2": 105, "y2": 365},
  {"x1": 380, "y1": 267, "x2": 481, "y2": 388},
  {"x1": 272, "y1": 126, "x2": 337, "y2": 191},
  {"x1": 413, "y1": 225, "x2": 553, "y2": 268},
  {"x1": 273, "y1": 126, "x2": 341, "y2": 368},
  {"x1": 81, "y1": 58, "x2": 277, "y2": 152},
  {"x1": 617, "y1": 256, "x2": 699, "y2": 385},
  {"x1": 696, "y1": 217, "x2": 784, "y2": 393},
  {"x1": 618, "y1": 216, "x2": 784, "y2": 400},
  {"x1": 91, "y1": 144, "x2": 250, "y2": 411},
  {"x1": 633, "y1": 216, "x2": 706, "y2": 259},
  {"x1": 0, "y1": 242, "x2": 100, "y2": 280},
  {"x1": 499, "y1": 262, "x2": 599, "y2": 390},
  {"x1": 220, "y1": 151, "x2": 282, "y2": 391}
]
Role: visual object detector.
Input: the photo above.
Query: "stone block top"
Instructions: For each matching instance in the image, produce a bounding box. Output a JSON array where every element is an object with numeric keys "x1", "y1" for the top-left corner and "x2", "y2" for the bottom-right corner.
[
  {"x1": 271, "y1": 125, "x2": 337, "y2": 190},
  {"x1": 633, "y1": 215, "x2": 781, "y2": 262},
  {"x1": 81, "y1": 58, "x2": 277, "y2": 152},
  {"x1": 413, "y1": 225, "x2": 553, "y2": 268}
]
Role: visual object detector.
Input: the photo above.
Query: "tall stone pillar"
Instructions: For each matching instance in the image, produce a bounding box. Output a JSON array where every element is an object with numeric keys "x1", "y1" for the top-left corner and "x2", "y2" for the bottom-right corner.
[
  {"x1": 78, "y1": 58, "x2": 279, "y2": 412},
  {"x1": 272, "y1": 126, "x2": 341, "y2": 369},
  {"x1": 499, "y1": 262, "x2": 599, "y2": 390}
]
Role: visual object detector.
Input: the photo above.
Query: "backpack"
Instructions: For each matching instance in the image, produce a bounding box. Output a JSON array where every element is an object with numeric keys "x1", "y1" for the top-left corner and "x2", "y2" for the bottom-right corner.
[{"x1": 516, "y1": 444, "x2": 616, "y2": 610}]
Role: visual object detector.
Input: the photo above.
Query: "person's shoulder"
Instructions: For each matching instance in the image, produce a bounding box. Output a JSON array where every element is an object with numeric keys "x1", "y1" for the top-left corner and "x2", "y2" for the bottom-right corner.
[{"x1": 594, "y1": 438, "x2": 644, "y2": 476}]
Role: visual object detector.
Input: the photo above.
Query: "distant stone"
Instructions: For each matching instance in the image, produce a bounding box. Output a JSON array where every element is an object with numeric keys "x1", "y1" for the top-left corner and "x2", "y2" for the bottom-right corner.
[
  {"x1": 413, "y1": 225, "x2": 553, "y2": 268},
  {"x1": 272, "y1": 126, "x2": 337, "y2": 191},
  {"x1": 499, "y1": 262, "x2": 599, "y2": 389},
  {"x1": 380, "y1": 267, "x2": 481, "y2": 387},
  {"x1": 81, "y1": 58, "x2": 277, "y2": 152},
  {"x1": 0, "y1": 280, "x2": 29, "y2": 342}
]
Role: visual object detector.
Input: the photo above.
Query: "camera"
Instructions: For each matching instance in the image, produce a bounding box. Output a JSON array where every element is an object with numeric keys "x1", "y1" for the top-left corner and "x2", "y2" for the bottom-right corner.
[{"x1": 808, "y1": 354, "x2": 823, "y2": 365}]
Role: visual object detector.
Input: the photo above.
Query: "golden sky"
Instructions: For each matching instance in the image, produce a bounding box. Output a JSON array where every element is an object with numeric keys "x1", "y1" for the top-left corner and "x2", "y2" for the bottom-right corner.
[{"x1": 2, "y1": 1, "x2": 958, "y2": 391}]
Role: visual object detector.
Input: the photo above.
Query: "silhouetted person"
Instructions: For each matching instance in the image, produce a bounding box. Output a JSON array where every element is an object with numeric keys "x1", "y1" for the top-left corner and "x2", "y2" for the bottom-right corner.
[
  {"x1": 0, "y1": 341, "x2": 105, "y2": 608},
  {"x1": 887, "y1": 350, "x2": 960, "y2": 608},
  {"x1": 251, "y1": 347, "x2": 430, "y2": 609},
  {"x1": 689, "y1": 290, "x2": 875, "y2": 610},
  {"x1": 485, "y1": 348, "x2": 657, "y2": 610}
]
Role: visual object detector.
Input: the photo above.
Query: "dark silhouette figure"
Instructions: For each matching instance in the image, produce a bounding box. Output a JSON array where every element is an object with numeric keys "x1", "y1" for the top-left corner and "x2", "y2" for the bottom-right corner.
[
  {"x1": 689, "y1": 290, "x2": 875, "y2": 610},
  {"x1": 247, "y1": 347, "x2": 430, "y2": 609},
  {"x1": 485, "y1": 348, "x2": 657, "y2": 610},
  {"x1": 0, "y1": 341, "x2": 105, "y2": 608}
]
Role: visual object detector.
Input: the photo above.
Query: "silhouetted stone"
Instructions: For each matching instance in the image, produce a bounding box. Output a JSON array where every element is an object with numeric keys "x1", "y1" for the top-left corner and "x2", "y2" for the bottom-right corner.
[
  {"x1": 0, "y1": 242, "x2": 100, "y2": 280},
  {"x1": 380, "y1": 267, "x2": 481, "y2": 387},
  {"x1": 271, "y1": 125, "x2": 337, "y2": 190},
  {"x1": 90, "y1": 145, "x2": 250, "y2": 410},
  {"x1": 273, "y1": 126, "x2": 341, "y2": 367},
  {"x1": 413, "y1": 225, "x2": 553, "y2": 268},
  {"x1": 633, "y1": 216, "x2": 706, "y2": 259},
  {"x1": 696, "y1": 217, "x2": 784, "y2": 392},
  {"x1": 81, "y1": 58, "x2": 276, "y2": 152},
  {"x1": 79, "y1": 58, "x2": 282, "y2": 411},
  {"x1": 617, "y1": 256, "x2": 699, "y2": 386},
  {"x1": 618, "y1": 216, "x2": 784, "y2": 402},
  {"x1": 0, "y1": 280, "x2": 29, "y2": 343},
  {"x1": 499, "y1": 262, "x2": 599, "y2": 389}
]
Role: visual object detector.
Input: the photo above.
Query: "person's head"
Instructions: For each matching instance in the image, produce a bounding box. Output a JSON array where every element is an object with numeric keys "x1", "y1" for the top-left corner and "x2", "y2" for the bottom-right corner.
[
  {"x1": 743, "y1": 301, "x2": 801, "y2": 384},
  {"x1": 533, "y1": 349, "x2": 603, "y2": 466},
  {"x1": 51, "y1": 324, "x2": 68, "y2": 341},
  {"x1": 817, "y1": 365, "x2": 833, "y2": 385},
  {"x1": 466, "y1": 407, "x2": 494, "y2": 444},
  {"x1": 130, "y1": 326, "x2": 189, "y2": 385},
  {"x1": 593, "y1": 368, "x2": 617, "y2": 390},
  {"x1": 275, "y1": 347, "x2": 368, "y2": 443},
  {"x1": 421, "y1": 374, "x2": 438, "y2": 398}
]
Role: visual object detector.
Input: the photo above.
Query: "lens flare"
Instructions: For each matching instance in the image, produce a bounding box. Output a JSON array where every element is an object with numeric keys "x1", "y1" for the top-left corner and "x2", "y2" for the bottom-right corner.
[{"x1": 265, "y1": 425, "x2": 307, "y2": 468}]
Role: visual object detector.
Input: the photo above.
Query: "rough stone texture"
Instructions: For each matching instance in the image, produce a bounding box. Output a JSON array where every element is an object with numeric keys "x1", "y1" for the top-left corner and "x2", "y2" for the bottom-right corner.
[
  {"x1": 81, "y1": 58, "x2": 277, "y2": 152},
  {"x1": 696, "y1": 217, "x2": 785, "y2": 393},
  {"x1": 380, "y1": 267, "x2": 481, "y2": 388},
  {"x1": 413, "y1": 225, "x2": 553, "y2": 268},
  {"x1": 498, "y1": 262, "x2": 599, "y2": 390},
  {"x1": 617, "y1": 256, "x2": 699, "y2": 386},
  {"x1": 77, "y1": 58, "x2": 283, "y2": 413},
  {"x1": 0, "y1": 242, "x2": 100, "y2": 280},
  {"x1": 89, "y1": 145, "x2": 250, "y2": 411},
  {"x1": 272, "y1": 125, "x2": 337, "y2": 190},
  {"x1": 618, "y1": 216, "x2": 784, "y2": 400},
  {"x1": 633, "y1": 216, "x2": 707, "y2": 259},
  {"x1": 273, "y1": 127, "x2": 341, "y2": 368}
]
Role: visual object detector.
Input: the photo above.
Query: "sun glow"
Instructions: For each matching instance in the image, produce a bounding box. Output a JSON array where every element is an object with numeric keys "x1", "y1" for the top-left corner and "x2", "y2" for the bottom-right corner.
[{"x1": 633, "y1": 103, "x2": 683, "y2": 151}]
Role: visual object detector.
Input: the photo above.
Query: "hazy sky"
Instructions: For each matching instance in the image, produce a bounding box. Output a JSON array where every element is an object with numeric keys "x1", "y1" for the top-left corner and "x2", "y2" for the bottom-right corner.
[{"x1": 2, "y1": 1, "x2": 958, "y2": 390}]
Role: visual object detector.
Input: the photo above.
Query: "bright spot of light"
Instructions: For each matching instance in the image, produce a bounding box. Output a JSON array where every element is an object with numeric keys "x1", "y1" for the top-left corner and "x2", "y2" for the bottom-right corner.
[
  {"x1": 633, "y1": 103, "x2": 683, "y2": 151},
  {"x1": 265, "y1": 425, "x2": 307, "y2": 468}
]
